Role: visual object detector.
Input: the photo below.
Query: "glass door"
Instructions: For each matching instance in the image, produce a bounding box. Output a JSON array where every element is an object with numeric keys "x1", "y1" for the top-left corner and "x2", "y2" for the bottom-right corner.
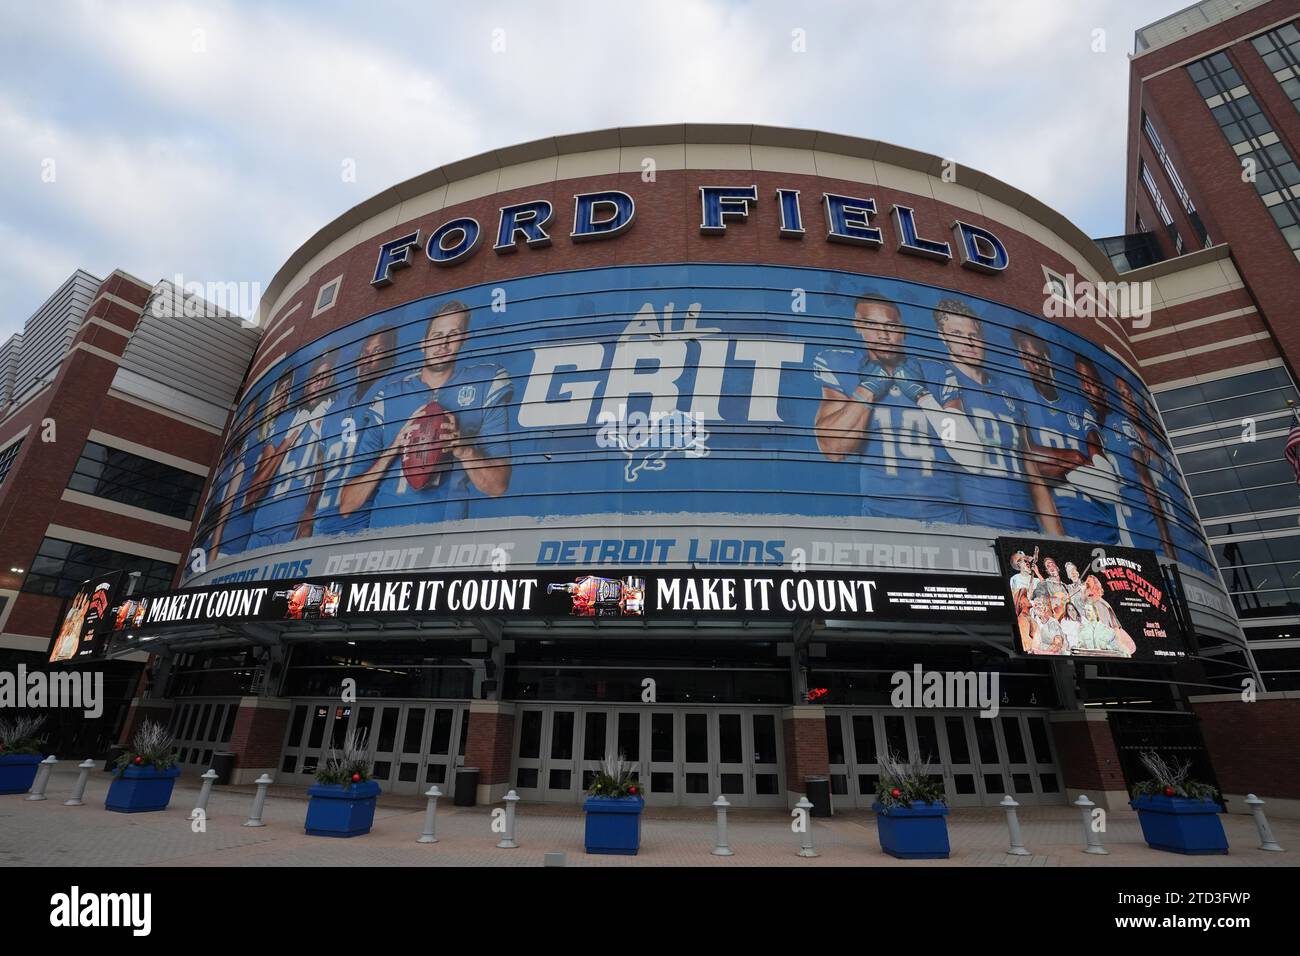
[
  {"x1": 645, "y1": 710, "x2": 677, "y2": 806},
  {"x1": 716, "y1": 711, "x2": 747, "y2": 802},
  {"x1": 543, "y1": 709, "x2": 579, "y2": 800},
  {"x1": 680, "y1": 711, "x2": 713, "y2": 806},
  {"x1": 578, "y1": 709, "x2": 611, "y2": 793},
  {"x1": 941, "y1": 714, "x2": 983, "y2": 807}
]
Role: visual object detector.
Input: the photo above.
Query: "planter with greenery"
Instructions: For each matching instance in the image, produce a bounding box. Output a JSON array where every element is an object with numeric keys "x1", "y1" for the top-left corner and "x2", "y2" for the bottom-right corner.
[
  {"x1": 1130, "y1": 751, "x2": 1227, "y2": 855},
  {"x1": 583, "y1": 753, "x2": 644, "y2": 855},
  {"x1": 0, "y1": 716, "x2": 47, "y2": 794},
  {"x1": 870, "y1": 752, "x2": 950, "y2": 859},
  {"x1": 305, "y1": 730, "x2": 381, "y2": 837},
  {"x1": 105, "y1": 720, "x2": 181, "y2": 812}
]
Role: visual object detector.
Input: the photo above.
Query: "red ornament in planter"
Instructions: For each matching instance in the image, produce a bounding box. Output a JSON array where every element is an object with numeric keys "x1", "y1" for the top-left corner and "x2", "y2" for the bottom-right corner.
[
  {"x1": 628, "y1": 785, "x2": 638, "y2": 795},
  {"x1": 890, "y1": 787, "x2": 902, "y2": 799},
  {"x1": 134, "y1": 756, "x2": 143, "y2": 765},
  {"x1": 1164, "y1": 786, "x2": 1175, "y2": 797},
  {"x1": 352, "y1": 773, "x2": 361, "y2": 783}
]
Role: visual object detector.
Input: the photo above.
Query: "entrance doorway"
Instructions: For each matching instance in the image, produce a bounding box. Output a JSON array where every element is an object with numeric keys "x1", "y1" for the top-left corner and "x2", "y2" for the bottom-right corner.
[
  {"x1": 825, "y1": 708, "x2": 1064, "y2": 808},
  {"x1": 511, "y1": 704, "x2": 785, "y2": 807},
  {"x1": 280, "y1": 699, "x2": 469, "y2": 796}
]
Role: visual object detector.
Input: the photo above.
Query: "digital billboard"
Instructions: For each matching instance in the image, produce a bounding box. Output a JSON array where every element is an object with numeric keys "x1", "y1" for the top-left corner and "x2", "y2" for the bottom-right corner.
[
  {"x1": 995, "y1": 537, "x2": 1188, "y2": 660},
  {"x1": 48, "y1": 572, "x2": 124, "y2": 663},
  {"x1": 188, "y1": 264, "x2": 1214, "y2": 589}
]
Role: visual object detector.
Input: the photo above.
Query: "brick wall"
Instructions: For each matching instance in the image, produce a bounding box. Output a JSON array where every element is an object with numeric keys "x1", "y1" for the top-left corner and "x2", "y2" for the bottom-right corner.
[
  {"x1": 782, "y1": 707, "x2": 830, "y2": 787},
  {"x1": 1192, "y1": 696, "x2": 1300, "y2": 799},
  {"x1": 227, "y1": 700, "x2": 290, "y2": 773},
  {"x1": 464, "y1": 707, "x2": 515, "y2": 785},
  {"x1": 1049, "y1": 715, "x2": 1126, "y2": 792}
]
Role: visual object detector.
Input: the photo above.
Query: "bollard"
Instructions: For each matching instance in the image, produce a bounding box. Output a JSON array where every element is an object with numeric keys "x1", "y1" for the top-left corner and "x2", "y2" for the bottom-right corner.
[
  {"x1": 418, "y1": 785, "x2": 443, "y2": 844},
  {"x1": 242, "y1": 773, "x2": 273, "y2": 827},
  {"x1": 795, "y1": 796, "x2": 818, "y2": 858},
  {"x1": 26, "y1": 755, "x2": 58, "y2": 801},
  {"x1": 63, "y1": 759, "x2": 96, "y2": 807},
  {"x1": 1000, "y1": 795, "x2": 1030, "y2": 856},
  {"x1": 195, "y1": 769, "x2": 219, "y2": 814},
  {"x1": 712, "y1": 795, "x2": 735, "y2": 856},
  {"x1": 497, "y1": 789, "x2": 520, "y2": 849},
  {"x1": 1245, "y1": 794, "x2": 1284, "y2": 852},
  {"x1": 1074, "y1": 795, "x2": 1108, "y2": 855}
]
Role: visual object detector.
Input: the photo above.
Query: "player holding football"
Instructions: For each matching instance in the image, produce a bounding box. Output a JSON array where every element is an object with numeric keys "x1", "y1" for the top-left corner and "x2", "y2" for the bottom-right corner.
[
  {"x1": 311, "y1": 326, "x2": 396, "y2": 537},
  {"x1": 199, "y1": 395, "x2": 263, "y2": 562},
  {"x1": 813, "y1": 294, "x2": 964, "y2": 523},
  {"x1": 339, "y1": 300, "x2": 512, "y2": 526},
  {"x1": 932, "y1": 298, "x2": 1060, "y2": 533},
  {"x1": 1011, "y1": 327, "x2": 1120, "y2": 544}
]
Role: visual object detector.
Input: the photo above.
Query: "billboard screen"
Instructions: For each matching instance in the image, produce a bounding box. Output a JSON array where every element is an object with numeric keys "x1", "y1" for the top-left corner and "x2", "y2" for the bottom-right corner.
[
  {"x1": 107, "y1": 567, "x2": 1008, "y2": 640},
  {"x1": 995, "y1": 537, "x2": 1188, "y2": 660},
  {"x1": 188, "y1": 264, "x2": 1214, "y2": 590},
  {"x1": 48, "y1": 571, "x2": 123, "y2": 663}
]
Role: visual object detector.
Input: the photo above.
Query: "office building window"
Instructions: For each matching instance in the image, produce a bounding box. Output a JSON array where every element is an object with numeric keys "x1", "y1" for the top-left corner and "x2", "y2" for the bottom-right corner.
[
  {"x1": 1140, "y1": 160, "x2": 1184, "y2": 253},
  {"x1": 1142, "y1": 113, "x2": 1211, "y2": 247},
  {"x1": 67, "y1": 441, "x2": 205, "y2": 520},
  {"x1": 1252, "y1": 22, "x2": 1300, "y2": 112},
  {"x1": 22, "y1": 537, "x2": 177, "y2": 599},
  {"x1": 0, "y1": 439, "x2": 21, "y2": 485},
  {"x1": 1188, "y1": 50, "x2": 1300, "y2": 258}
]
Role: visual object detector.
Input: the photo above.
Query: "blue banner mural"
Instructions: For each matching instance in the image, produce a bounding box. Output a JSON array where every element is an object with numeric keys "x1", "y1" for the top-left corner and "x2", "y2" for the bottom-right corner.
[{"x1": 189, "y1": 264, "x2": 1215, "y2": 584}]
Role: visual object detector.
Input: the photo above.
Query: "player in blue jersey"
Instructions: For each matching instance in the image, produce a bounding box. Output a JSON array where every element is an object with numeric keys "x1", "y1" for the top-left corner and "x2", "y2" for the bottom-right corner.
[
  {"x1": 339, "y1": 300, "x2": 512, "y2": 527},
  {"x1": 310, "y1": 327, "x2": 396, "y2": 537},
  {"x1": 201, "y1": 397, "x2": 265, "y2": 562},
  {"x1": 813, "y1": 294, "x2": 963, "y2": 523},
  {"x1": 245, "y1": 355, "x2": 337, "y2": 550},
  {"x1": 932, "y1": 299, "x2": 1059, "y2": 533},
  {"x1": 1011, "y1": 327, "x2": 1120, "y2": 543},
  {"x1": 1074, "y1": 354, "x2": 1176, "y2": 558}
]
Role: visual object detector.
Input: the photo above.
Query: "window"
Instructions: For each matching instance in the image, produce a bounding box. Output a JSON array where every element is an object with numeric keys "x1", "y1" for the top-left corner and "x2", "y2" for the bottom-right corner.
[
  {"x1": 67, "y1": 441, "x2": 205, "y2": 520},
  {"x1": 1252, "y1": 23, "x2": 1300, "y2": 113},
  {"x1": 1188, "y1": 50, "x2": 1300, "y2": 259},
  {"x1": 22, "y1": 537, "x2": 177, "y2": 599},
  {"x1": 312, "y1": 276, "x2": 343, "y2": 317},
  {"x1": 1142, "y1": 113, "x2": 1211, "y2": 247},
  {"x1": 0, "y1": 438, "x2": 20, "y2": 485},
  {"x1": 1140, "y1": 160, "x2": 1184, "y2": 254}
]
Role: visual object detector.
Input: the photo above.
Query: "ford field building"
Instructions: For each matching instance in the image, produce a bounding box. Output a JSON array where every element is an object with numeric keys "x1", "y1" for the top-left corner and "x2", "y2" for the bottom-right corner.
[{"x1": 66, "y1": 113, "x2": 1300, "y2": 818}]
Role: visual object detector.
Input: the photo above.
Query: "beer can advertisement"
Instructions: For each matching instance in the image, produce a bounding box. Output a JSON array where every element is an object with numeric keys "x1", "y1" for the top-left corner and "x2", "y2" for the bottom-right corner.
[{"x1": 996, "y1": 537, "x2": 1187, "y2": 661}]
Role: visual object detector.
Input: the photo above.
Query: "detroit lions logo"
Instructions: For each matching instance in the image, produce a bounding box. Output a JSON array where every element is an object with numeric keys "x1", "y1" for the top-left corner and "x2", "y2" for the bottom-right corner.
[
  {"x1": 596, "y1": 406, "x2": 711, "y2": 482},
  {"x1": 456, "y1": 384, "x2": 476, "y2": 407}
]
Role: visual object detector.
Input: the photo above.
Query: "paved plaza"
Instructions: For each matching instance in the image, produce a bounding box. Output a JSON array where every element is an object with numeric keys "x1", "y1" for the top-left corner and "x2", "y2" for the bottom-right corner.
[{"x1": 2, "y1": 766, "x2": 1296, "y2": 867}]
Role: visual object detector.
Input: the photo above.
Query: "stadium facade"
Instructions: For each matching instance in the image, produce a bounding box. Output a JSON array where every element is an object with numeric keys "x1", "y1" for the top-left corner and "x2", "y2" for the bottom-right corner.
[{"x1": 85, "y1": 122, "x2": 1263, "y2": 814}]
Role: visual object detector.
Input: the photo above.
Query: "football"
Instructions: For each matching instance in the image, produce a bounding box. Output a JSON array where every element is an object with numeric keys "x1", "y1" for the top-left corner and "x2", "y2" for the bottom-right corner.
[{"x1": 401, "y1": 399, "x2": 451, "y2": 490}]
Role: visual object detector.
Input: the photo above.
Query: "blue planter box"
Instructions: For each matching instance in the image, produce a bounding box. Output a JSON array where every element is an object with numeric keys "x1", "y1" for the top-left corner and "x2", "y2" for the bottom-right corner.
[
  {"x1": 0, "y1": 753, "x2": 43, "y2": 794},
  {"x1": 106, "y1": 764, "x2": 181, "y2": 812},
  {"x1": 305, "y1": 781, "x2": 381, "y2": 837},
  {"x1": 1132, "y1": 795, "x2": 1228, "y2": 855},
  {"x1": 872, "y1": 800, "x2": 950, "y2": 859},
  {"x1": 583, "y1": 795, "x2": 644, "y2": 855}
]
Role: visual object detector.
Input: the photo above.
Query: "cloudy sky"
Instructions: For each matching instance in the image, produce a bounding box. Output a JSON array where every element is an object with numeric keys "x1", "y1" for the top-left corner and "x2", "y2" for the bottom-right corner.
[{"x1": 0, "y1": 0, "x2": 1176, "y2": 338}]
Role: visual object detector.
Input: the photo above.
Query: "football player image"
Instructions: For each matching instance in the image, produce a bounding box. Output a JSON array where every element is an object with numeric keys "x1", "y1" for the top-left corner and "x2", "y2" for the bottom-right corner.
[
  {"x1": 1077, "y1": 356, "x2": 1176, "y2": 559},
  {"x1": 812, "y1": 294, "x2": 963, "y2": 523},
  {"x1": 339, "y1": 299, "x2": 512, "y2": 527},
  {"x1": 245, "y1": 354, "x2": 338, "y2": 549},
  {"x1": 202, "y1": 395, "x2": 265, "y2": 562},
  {"x1": 50, "y1": 589, "x2": 91, "y2": 662},
  {"x1": 1011, "y1": 327, "x2": 1120, "y2": 544},
  {"x1": 933, "y1": 298, "x2": 1059, "y2": 533},
  {"x1": 312, "y1": 327, "x2": 396, "y2": 537}
]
